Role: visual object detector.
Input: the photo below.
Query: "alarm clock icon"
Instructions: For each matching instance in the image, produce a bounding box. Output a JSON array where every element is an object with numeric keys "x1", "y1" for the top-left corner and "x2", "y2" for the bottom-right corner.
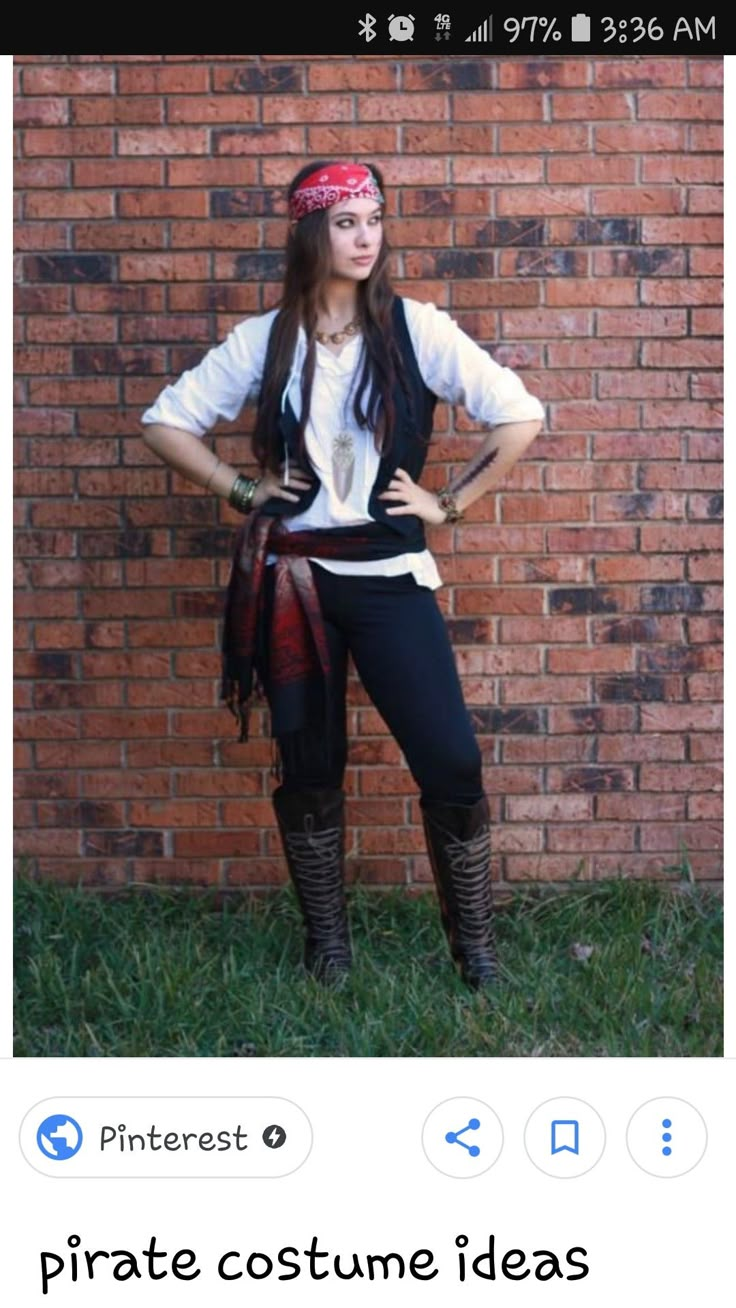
[{"x1": 388, "y1": 13, "x2": 415, "y2": 40}]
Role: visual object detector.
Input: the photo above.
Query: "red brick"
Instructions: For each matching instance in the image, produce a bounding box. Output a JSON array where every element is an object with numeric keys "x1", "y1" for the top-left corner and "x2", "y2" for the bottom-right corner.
[
  {"x1": 691, "y1": 373, "x2": 723, "y2": 400},
  {"x1": 640, "y1": 822, "x2": 721, "y2": 852},
  {"x1": 548, "y1": 156, "x2": 635, "y2": 184},
  {"x1": 597, "y1": 734, "x2": 684, "y2": 762},
  {"x1": 592, "y1": 188, "x2": 682, "y2": 216},
  {"x1": 640, "y1": 523, "x2": 721, "y2": 552},
  {"x1": 454, "y1": 93, "x2": 543, "y2": 121},
  {"x1": 640, "y1": 764, "x2": 722, "y2": 792},
  {"x1": 14, "y1": 96, "x2": 68, "y2": 126},
  {"x1": 688, "y1": 795, "x2": 722, "y2": 820},
  {"x1": 642, "y1": 154, "x2": 722, "y2": 183},
  {"x1": 309, "y1": 126, "x2": 397, "y2": 154},
  {"x1": 358, "y1": 93, "x2": 449, "y2": 122},
  {"x1": 500, "y1": 492, "x2": 590, "y2": 522},
  {"x1": 642, "y1": 401, "x2": 722, "y2": 429},
  {"x1": 72, "y1": 97, "x2": 164, "y2": 126},
  {"x1": 547, "y1": 279, "x2": 637, "y2": 307},
  {"x1": 547, "y1": 341, "x2": 637, "y2": 368},
  {"x1": 499, "y1": 61, "x2": 589, "y2": 89},
  {"x1": 168, "y1": 96, "x2": 260, "y2": 124},
  {"x1": 597, "y1": 794, "x2": 686, "y2": 820},
  {"x1": 503, "y1": 676, "x2": 591, "y2": 705},
  {"x1": 132, "y1": 860, "x2": 220, "y2": 886},
  {"x1": 23, "y1": 67, "x2": 114, "y2": 94},
  {"x1": 74, "y1": 160, "x2": 164, "y2": 187},
  {"x1": 500, "y1": 125, "x2": 589, "y2": 152},
  {"x1": 642, "y1": 217, "x2": 723, "y2": 244},
  {"x1": 504, "y1": 854, "x2": 593, "y2": 882},
  {"x1": 23, "y1": 128, "x2": 114, "y2": 155},
  {"x1": 547, "y1": 648, "x2": 634, "y2": 674},
  {"x1": 595, "y1": 124, "x2": 686, "y2": 152},
  {"x1": 308, "y1": 63, "x2": 398, "y2": 92},
  {"x1": 641, "y1": 279, "x2": 723, "y2": 307},
  {"x1": 501, "y1": 619, "x2": 588, "y2": 646},
  {"x1": 691, "y1": 309, "x2": 723, "y2": 335},
  {"x1": 507, "y1": 795, "x2": 593, "y2": 822},
  {"x1": 118, "y1": 65, "x2": 210, "y2": 94},
  {"x1": 453, "y1": 157, "x2": 544, "y2": 185},
  {"x1": 690, "y1": 249, "x2": 724, "y2": 277},
  {"x1": 594, "y1": 556, "x2": 683, "y2": 582},
  {"x1": 596, "y1": 309, "x2": 687, "y2": 337},
  {"x1": 638, "y1": 91, "x2": 722, "y2": 120},
  {"x1": 547, "y1": 824, "x2": 636, "y2": 852},
  {"x1": 688, "y1": 60, "x2": 723, "y2": 87},
  {"x1": 15, "y1": 159, "x2": 70, "y2": 187},
  {"x1": 687, "y1": 187, "x2": 724, "y2": 215},
  {"x1": 593, "y1": 60, "x2": 687, "y2": 88},
  {"x1": 498, "y1": 188, "x2": 588, "y2": 218}
]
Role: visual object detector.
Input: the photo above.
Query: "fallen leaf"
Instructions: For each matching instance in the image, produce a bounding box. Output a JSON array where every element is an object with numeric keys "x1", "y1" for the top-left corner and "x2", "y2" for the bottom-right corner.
[{"x1": 570, "y1": 942, "x2": 594, "y2": 962}]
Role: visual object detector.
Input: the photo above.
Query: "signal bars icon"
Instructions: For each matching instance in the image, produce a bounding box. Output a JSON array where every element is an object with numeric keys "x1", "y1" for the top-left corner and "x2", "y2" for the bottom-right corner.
[{"x1": 465, "y1": 14, "x2": 492, "y2": 41}]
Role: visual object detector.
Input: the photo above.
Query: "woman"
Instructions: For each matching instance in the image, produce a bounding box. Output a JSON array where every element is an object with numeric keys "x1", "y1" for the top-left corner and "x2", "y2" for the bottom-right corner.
[{"x1": 141, "y1": 160, "x2": 544, "y2": 991}]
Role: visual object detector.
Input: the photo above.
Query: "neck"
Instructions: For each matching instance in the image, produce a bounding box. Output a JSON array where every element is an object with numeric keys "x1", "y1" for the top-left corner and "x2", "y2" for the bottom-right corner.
[{"x1": 318, "y1": 278, "x2": 359, "y2": 324}]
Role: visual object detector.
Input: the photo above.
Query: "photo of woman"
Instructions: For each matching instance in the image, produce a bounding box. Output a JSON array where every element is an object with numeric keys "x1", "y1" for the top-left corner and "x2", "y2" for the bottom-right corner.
[{"x1": 140, "y1": 160, "x2": 544, "y2": 990}]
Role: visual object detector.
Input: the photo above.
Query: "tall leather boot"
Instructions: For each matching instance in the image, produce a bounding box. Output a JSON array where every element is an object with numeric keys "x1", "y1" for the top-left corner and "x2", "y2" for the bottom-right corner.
[
  {"x1": 272, "y1": 785, "x2": 352, "y2": 983},
  {"x1": 420, "y1": 794, "x2": 498, "y2": 990}
]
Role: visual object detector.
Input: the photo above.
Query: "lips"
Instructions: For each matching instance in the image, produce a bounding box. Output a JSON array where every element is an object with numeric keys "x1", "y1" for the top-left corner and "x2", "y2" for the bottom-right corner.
[{"x1": 352, "y1": 256, "x2": 374, "y2": 264}]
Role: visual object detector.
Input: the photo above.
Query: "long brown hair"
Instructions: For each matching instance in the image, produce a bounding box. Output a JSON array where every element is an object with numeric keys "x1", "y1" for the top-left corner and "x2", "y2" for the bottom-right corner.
[{"x1": 252, "y1": 161, "x2": 410, "y2": 473}]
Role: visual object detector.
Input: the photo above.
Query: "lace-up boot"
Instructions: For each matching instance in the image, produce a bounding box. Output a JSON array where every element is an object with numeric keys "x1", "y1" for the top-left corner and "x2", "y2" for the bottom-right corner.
[
  {"x1": 272, "y1": 785, "x2": 352, "y2": 983},
  {"x1": 420, "y1": 795, "x2": 497, "y2": 990}
]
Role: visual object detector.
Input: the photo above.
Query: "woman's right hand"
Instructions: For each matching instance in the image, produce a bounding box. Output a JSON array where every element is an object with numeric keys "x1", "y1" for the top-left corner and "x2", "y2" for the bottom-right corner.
[{"x1": 251, "y1": 461, "x2": 316, "y2": 509}]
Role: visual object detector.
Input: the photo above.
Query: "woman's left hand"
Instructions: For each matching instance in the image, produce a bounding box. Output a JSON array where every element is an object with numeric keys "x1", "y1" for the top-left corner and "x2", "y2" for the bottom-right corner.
[{"x1": 378, "y1": 468, "x2": 446, "y2": 526}]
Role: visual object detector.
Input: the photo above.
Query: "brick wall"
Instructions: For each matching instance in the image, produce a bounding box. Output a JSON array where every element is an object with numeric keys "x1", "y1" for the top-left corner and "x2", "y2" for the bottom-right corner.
[{"x1": 14, "y1": 55, "x2": 723, "y2": 892}]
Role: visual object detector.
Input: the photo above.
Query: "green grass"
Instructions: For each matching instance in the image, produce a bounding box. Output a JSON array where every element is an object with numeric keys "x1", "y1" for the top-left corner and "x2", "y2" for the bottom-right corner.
[{"x1": 13, "y1": 872, "x2": 722, "y2": 1058}]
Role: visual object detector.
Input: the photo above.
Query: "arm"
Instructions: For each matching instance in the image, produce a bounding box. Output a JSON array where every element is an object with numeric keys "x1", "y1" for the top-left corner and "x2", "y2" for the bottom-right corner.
[
  {"x1": 380, "y1": 299, "x2": 544, "y2": 523},
  {"x1": 140, "y1": 422, "x2": 242, "y2": 501},
  {"x1": 444, "y1": 417, "x2": 543, "y2": 515},
  {"x1": 139, "y1": 314, "x2": 311, "y2": 508}
]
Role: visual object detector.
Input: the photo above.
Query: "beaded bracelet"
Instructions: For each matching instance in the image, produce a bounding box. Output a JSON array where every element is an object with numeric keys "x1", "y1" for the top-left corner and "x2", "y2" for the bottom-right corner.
[
  {"x1": 228, "y1": 473, "x2": 259, "y2": 514},
  {"x1": 437, "y1": 489, "x2": 464, "y2": 523}
]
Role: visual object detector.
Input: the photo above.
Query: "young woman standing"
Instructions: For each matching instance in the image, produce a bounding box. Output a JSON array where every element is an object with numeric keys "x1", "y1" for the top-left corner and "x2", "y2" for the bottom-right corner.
[{"x1": 141, "y1": 161, "x2": 544, "y2": 990}]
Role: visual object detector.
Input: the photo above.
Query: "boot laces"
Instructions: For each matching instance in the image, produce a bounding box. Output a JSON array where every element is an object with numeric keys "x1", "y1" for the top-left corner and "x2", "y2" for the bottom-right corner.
[
  {"x1": 445, "y1": 824, "x2": 493, "y2": 947},
  {"x1": 283, "y1": 818, "x2": 345, "y2": 933}
]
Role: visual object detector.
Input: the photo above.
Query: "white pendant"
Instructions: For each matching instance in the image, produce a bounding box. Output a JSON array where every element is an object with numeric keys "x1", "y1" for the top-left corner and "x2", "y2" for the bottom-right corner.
[{"x1": 332, "y1": 430, "x2": 355, "y2": 502}]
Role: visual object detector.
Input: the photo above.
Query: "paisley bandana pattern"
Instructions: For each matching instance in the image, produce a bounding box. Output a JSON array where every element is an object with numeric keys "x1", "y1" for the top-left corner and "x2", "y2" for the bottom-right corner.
[{"x1": 289, "y1": 163, "x2": 384, "y2": 222}]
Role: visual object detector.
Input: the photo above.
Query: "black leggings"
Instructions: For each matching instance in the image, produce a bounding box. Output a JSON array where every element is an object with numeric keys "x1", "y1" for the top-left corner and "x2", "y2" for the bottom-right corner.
[{"x1": 258, "y1": 562, "x2": 484, "y2": 806}]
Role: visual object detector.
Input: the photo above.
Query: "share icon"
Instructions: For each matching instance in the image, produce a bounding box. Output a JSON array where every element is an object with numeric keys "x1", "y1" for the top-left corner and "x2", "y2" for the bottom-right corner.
[{"x1": 445, "y1": 1117, "x2": 481, "y2": 1157}]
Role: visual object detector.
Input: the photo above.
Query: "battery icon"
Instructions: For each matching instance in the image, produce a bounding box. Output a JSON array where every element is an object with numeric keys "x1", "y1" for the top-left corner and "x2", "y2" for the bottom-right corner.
[{"x1": 571, "y1": 13, "x2": 591, "y2": 40}]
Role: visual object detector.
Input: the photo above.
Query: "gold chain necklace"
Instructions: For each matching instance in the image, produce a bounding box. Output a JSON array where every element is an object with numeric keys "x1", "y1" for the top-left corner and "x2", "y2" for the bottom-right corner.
[{"x1": 314, "y1": 316, "x2": 361, "y2": 346}]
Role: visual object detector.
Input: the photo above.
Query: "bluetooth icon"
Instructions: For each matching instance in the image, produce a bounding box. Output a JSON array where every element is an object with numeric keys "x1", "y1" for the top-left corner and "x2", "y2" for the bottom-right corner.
[{"x1": 359, "y1": 12, "x2": 377, "y2": 41}]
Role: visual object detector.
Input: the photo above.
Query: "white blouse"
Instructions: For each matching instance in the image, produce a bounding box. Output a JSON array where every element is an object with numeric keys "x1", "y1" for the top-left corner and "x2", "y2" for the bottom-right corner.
[{"x1": 140, "y1": 297, "x2": 545, "y2": 590}]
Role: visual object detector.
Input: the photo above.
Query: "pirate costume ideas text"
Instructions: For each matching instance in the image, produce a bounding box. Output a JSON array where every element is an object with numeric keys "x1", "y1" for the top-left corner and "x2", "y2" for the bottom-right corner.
[{"x1": 40, "y1": 1232, "x2": 589, "y2": 1293}]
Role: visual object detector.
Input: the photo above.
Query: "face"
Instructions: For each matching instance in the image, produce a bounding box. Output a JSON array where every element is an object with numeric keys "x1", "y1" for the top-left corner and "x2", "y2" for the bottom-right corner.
[{"x1": 325, "y1": 197, "x2": 383, "y2": 281}]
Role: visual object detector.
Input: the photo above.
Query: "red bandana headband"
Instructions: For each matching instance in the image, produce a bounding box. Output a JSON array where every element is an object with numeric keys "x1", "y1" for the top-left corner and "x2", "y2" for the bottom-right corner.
[{"x1": 289, "y1": 163, "x2": 384, "y2": 222}]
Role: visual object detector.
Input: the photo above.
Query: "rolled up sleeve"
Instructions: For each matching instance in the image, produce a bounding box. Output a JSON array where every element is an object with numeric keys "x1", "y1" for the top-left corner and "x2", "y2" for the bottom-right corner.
[
  {"x1": 140, "y1": 313, "x2": 273, "y2": 437},
  {"x1": 403, "y1": 297, "x2": 545, "y2": 428}
]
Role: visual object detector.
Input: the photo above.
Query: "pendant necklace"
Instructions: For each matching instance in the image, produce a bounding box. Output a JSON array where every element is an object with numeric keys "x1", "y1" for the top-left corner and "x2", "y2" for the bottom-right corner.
[{"x1": 319, "y1": 364, "x2": 357, "y2": 504}]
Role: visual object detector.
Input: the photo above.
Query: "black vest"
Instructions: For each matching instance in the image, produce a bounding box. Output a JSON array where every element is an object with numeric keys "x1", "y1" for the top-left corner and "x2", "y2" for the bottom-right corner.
[{"x1": 257, "y1": 296, "x2": 438, "y2": 556}]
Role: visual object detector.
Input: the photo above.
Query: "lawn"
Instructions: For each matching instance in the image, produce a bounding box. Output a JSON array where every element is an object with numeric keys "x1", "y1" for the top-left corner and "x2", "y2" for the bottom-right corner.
[{"x1": 14, "y1": 872, "x2": 722, "y2": 1058}]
